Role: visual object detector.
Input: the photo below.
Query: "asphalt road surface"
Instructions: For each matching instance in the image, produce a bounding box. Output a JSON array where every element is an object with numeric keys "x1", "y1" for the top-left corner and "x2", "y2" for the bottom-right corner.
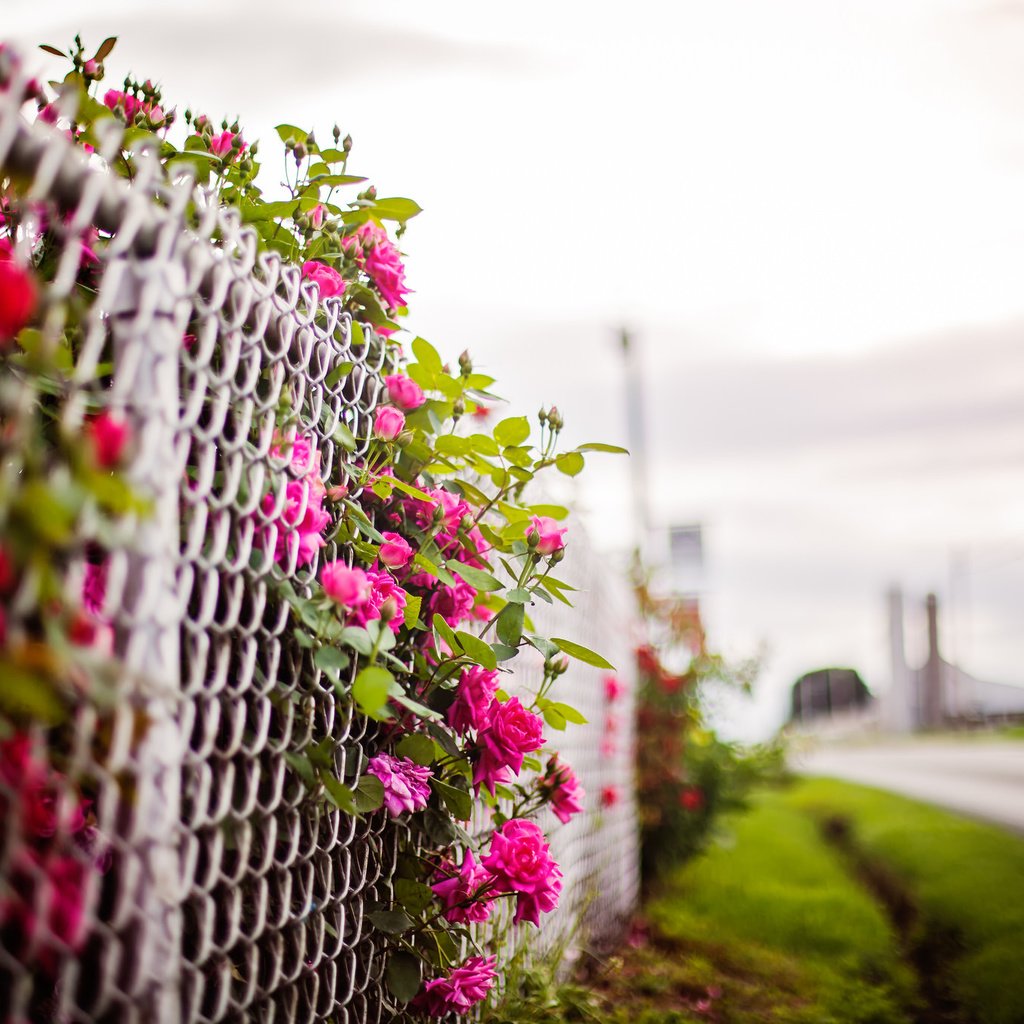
[{"x1": 795, "y1": 739, "x2": 1024, "y2": 834}]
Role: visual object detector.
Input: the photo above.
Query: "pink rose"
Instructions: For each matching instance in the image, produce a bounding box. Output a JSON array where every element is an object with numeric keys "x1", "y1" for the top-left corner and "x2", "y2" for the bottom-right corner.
[
  {"x1": 208, "y1": 130, "x2": 246, "y2": 160},
  {"x1": 373, "y1": 405, "x2": 405, "y2": 441},
  {"x1": 481, "y1": 819, "x2": 562, "y2": 926},
  {"x1": 539, "y1": 755, "x2": 585, "y2": 824},
  {"x1": 0, "y1": 257, "x2": 36, "y2": 344},
  {"x1": 308, "y1": 203, "x2": 326, "y2": 230},
  {"x1": 344, "y1": 222, "x2": 410, "y2": 312},
  {"x1": 447, "y1": 665, "x2": 500, "y2": 736},
  {"x1": 473, "y1": 697, "x2": 545, "y2": 795},
  {"x1": 348, "y1": 568, "x2": 408, "y2": 634},
  {"x1": 383, "y1": 374, "x2": 425, "y2": 411},
  {"x1": 427, "y1": 576, "x2": 478, "y2": 628},
  {"x1": 431, "y1": 849, "x2": 496, "y2": 924},
  {"x1": 321, "y1": 562, "x2": 371, "y2": 606},
  {"x1": 86, "y1": 411, "x2": 131, "y2": 469},
  {"x1": 365, "y1": 753, "x2": 432, "y2": 817},
  {"x1": 378, "y1": 531, "x2": 413, "y2": 569},
  {"x1": 301, "y1": 260, "x2": 346, "y2": 300},
  {"x1": 414, "y1": 955, "x2": 496, "y2": 1016},
  {"x1": 600, "y1": 784, "x2": 620, "y2": 809},
  {"x1": 527, "y1": 515, "x2": 567, "y2": 556},
  {"x1": 604, "y1": 674, "x2": 626, "y2": 702}
]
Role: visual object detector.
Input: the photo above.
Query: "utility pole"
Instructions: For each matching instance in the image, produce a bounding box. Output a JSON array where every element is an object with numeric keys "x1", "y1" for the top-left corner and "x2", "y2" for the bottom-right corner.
[{"x1": 620, "y1": 327, "x2": 651, "y2": 556}]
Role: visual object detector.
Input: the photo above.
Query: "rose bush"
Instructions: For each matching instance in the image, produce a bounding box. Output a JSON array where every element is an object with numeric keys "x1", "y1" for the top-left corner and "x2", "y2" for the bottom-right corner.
[{"x1": 0, "y1": 33, "x2": 629, "y2": 1020}]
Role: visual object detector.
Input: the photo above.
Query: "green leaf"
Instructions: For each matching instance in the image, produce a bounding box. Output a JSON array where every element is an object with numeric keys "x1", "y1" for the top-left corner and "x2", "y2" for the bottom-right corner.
[
  {"x1": 542, "y1": 706, "x2": 567, "y2": 731},
  {"x1": 434, "y1": 434, "x2": 471, "y2": 457},
  {"x1": 493, "y1": 416, "x2": 530, "y2": 447},
  {"x1": 537, "y1": 576, "x2": 574, "y2": 607},
  {"x1": 386, "y1": 951, "x2": 423, "y2": 1003},
  {"x1": 352, "y1": 666, "x2": 394, "y2": 717},
  {"x1": 340, "y1": 626, "x2": 374, "y2": 657},
  {"x1": 454, "y1": 631, "x2": 497, "y2": 670},
  {"x1": 550, "y1": 637, "x2": 615, "y2": 670},
  {"x1": 325, "y1": 361, "x2": 354, "y2": 389},
  {"x1": 321, "y1": 773, "x2": 357, "y2": 813},
  {"x1": 314, "y1": 646, "x2": 350, "y2": 674},
  {"x1": 549, "y1": 701, "x2": 587, "y2": 725},
  {"x1": 576, "y1": 442, "x2": 629, "y2": 455},
  {"x1": 387, "y1": 476, "x2": 436, "y2": 503},
  {"x1": 445, "y1": 560, "x2": 503, "y2": 593},
  {"x1": 433, "y1": 779, "x2": 473, "y2": 821},
  {"x1": 354, "y1": 774, "x2": 385, "y2": 812},
  {"x1": 556, "y1": 452, "x2": 585, "y2": 477},
  {"x1": 528, "y1": 503, "x2": 570, "y2": 520},
  {"x1": 527, "y1": 635, "x2": 561, "y2": 660},
  {"x1": 350, "y1": 321, "x2": 365, "y2": 347},
  {"x1": 492, "y1": 643, "x2": 519, "y2": 662},
  {"x1": 396, "y1": 733, "x2": 436, "y2": 766},
  {"x1": 372, "y1": 197, "x2": 423, "y2": 222},
  {"x1": 388, "y1": 684, "x2": 442, "y2": 720},
  {"x1": 412, "y1": 336, "x2": 443, "y2": 375},
  {"x1": 467, "y1": 433, "x2": 500, "y2": 457},
  {"x1": 413, "y1": 551, "x2": 455, "y2": 587},
  {"x1": 432, "y1": 613, "x2": 462, "y2": 655},
  {"x1": 275, "y1": 123, "x2": 308, "y2": 144},
  {"x1": 403, "y1": 594, "x2": 422, "y2": 629},
  {"x1": 333, "y1": 421, "x2": 357, "y2": 452},
  {"x1": 495, "y1": 603, "x2": 525, "y2": 648},
  {"x1": 368, "y1": 910, "x2": 414, "y2": 934},
  {"x1": 284, "y1": 752, "x2": 316, "y2": 787},
  {"x1": 394, "y1": 880, "x2": 434, "y2": 915},
  {"x1": 0, "y1": 665, "x2": 65, "y2": 724}
]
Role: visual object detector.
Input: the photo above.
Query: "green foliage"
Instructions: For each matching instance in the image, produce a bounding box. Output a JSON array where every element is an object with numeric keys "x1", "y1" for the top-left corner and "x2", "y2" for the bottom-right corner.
[{"x1": 791, "y1": 777, "x2": 1024, "y2": 1024}]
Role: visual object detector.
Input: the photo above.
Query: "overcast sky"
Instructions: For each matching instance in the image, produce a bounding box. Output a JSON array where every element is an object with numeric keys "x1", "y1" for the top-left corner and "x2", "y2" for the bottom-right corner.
[{"x1": 7, "y1": 0, "x2": 1024, "y2": 737}]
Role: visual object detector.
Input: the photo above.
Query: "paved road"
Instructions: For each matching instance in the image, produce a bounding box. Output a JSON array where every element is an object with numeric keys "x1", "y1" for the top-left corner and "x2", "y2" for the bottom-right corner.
[{"x1": 795, "y1": 739, "x2": 1024, "y2": 834}]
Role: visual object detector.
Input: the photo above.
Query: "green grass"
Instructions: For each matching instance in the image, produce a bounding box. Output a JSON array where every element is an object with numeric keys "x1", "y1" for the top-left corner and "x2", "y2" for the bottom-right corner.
[
  {"x1": 790, "y1": 777, "x2": 1024, "y2": 1024},
  {"x1": 585, "y1": 789, "x2": 915, "y2": 1024}
]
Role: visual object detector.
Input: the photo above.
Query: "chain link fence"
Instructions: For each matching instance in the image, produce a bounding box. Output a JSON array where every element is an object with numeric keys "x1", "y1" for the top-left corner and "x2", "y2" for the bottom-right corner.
[{"x1": 0, "y1": 62, "x2": 637, "y2": 1024}]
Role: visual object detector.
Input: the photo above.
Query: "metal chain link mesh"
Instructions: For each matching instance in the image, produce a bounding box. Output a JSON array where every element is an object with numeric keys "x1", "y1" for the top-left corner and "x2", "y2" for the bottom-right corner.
[{"x1": 0, "y1": 61, "x2": 638, "y2": 1024}]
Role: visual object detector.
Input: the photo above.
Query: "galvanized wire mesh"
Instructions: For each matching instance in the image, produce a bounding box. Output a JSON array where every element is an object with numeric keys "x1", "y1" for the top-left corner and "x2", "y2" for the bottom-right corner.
[{"x1": 0, "y1": 61, "x2": 638, "y2": 1024}]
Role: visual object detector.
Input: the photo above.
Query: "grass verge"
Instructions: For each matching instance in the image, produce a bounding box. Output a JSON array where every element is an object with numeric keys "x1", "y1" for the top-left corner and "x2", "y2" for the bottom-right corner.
[
  {"x1": 789, "y1": 777, "x2": 1024, "y2": 1024},
  {"x1": 585, "y1": 788, "x2": 915, "y2": 1024}
]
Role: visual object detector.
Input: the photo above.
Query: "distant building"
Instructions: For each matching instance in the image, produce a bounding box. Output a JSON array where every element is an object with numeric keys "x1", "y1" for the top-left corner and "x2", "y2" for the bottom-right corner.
[
  {"x1": 882, "y1": 589, "x2": 1024, "y2": 731},
  {"x1": 790, "y1": 668, "x2": 872, "y2": 725}
]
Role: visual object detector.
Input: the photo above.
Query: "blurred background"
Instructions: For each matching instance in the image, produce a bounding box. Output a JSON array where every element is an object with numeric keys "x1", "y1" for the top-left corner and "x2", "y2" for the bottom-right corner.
[{"x1": 8, "y1": 0, "x2": 1023, "y2": 739}]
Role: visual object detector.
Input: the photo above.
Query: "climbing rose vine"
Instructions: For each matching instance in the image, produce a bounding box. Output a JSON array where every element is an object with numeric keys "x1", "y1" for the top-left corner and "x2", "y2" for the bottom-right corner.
[{"x1": 0, "y1": 34, "x2": 628, "y2": 1018}]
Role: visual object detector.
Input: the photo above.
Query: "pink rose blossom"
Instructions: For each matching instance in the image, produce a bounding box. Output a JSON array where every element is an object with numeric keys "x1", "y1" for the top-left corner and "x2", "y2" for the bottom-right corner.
[
  {"x1": 600, "y1": 785, "x2": 620, "y2": 809},
  {"x1": 473, "y1": 697, "x2": 545, "y2": 795},
  {"x1": 481, "y1": 819, "x2": 562, "y2": 926},
  {"x1": 365, "y1": 754, "x2": 432, "y2": 817},
  {"x1": 603, "y1": 674, "x2": 626, "y2": 702},
  {"x1": 383, "y1": 373, "x2": 425, "y2": 411},
  {"x1": 447, "y1": 665, "x2": 500, "y2": 736},
  {"x1": 301, "y1": 260, "x2": 346, "y2": 300},
  {"x1": 527, "y1": 515, "x2": 567, "y2": 556},
  {"x1": 373, "y1": 405, "x2": 405, "y2": 441},
  {"x1": 308, "y1": 203, "x2": 326, "y2": 230},
  {"x1": 378, "y1": 531, "x2": 413, "y2": 569},
  {"x1": 321, "y1": 562, "x2": 371, "y2": 606},
  {"x1": 208, "y1": 130, "x2": 246, "y2": 160},
  {"x1": 82, "y1": 561, "x2": 106, "y2": 617},
  {"x1": 344, "y1": 222, "x2": 410, "y2": 312},
  {"x1": 414, "y1": 955, "x2": 496, "y2": 1016},
  {"x1": 0, "y1": 254, "x2": 37, "y2": 345},
  {"x1": 540, "y1": 756, "x2": 585, "y2": 824},
  {"x1": 348, "y1": 568, "x2": 408, "y2": 634},
  {"x1": 427, "y1": 576, "x2": 478, "y2": 629},
  {"x1": 431, "y1": 849, "x2": 496, "y2": 924},
  {"x1": 258, "y1": 434, "x2": 331, "y2": 568},
  {"x1": 86, "y1": 411, "x2": 131, "y2": 469}
]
